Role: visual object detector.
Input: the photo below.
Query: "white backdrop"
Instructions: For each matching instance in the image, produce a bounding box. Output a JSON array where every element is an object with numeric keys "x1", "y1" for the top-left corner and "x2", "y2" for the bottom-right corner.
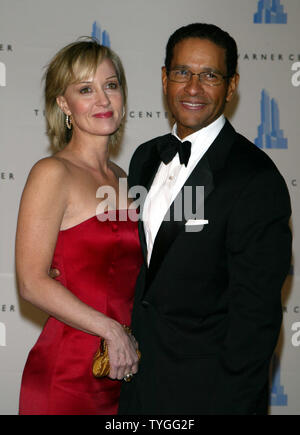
[{"x1": 0, "y1": 0, "x2": 299, "y2": 415}]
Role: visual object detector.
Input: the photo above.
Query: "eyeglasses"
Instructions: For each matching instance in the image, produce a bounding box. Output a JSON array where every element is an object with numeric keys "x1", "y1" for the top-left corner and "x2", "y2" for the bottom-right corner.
[{"x1": 167, "y1": 68, "x2": 230, "y2": 86}]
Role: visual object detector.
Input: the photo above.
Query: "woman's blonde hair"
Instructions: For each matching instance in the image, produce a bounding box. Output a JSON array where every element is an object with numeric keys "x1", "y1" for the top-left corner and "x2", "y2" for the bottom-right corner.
[{"x1": 44, "y1": 38, "x2": 127, "y2": 152}]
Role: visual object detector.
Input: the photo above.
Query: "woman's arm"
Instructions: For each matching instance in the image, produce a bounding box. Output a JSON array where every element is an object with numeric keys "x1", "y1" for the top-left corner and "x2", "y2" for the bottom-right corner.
[{"x1": 15, "y1": 157, "x2": 138, "y2": 379}]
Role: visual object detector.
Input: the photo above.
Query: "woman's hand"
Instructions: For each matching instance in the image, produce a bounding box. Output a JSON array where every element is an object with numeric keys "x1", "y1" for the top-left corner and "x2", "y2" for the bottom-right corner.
[{"x1": 105, "y1": 321, "x2": 140, "y2": 381}]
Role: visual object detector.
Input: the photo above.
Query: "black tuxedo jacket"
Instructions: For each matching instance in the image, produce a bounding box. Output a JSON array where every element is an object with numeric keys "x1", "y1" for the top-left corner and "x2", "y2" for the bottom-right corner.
[{"x1": 119, "y1": 120, "x2": 292, "y2": 415}]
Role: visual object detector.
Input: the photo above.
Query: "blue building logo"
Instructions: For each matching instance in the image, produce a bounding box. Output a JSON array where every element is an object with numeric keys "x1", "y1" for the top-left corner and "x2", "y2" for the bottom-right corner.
[
  {"x1": 270, "y1": 354, "x2": 288, "y2": 406},
  {"x1": 91, "y1": 21, "x2": 110, "y2": 47},
  {"x1": 255, "y1": 90, "x2": 288, "y2": 149},
  {"x1": 254, "y1": 0, "x2": 287, "y2": 23}
]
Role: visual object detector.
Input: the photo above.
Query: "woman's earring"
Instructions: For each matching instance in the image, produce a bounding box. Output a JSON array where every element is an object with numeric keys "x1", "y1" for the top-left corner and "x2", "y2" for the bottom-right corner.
[{"x1": 66, "y1": 114, "x2": 72, "y2": 130}]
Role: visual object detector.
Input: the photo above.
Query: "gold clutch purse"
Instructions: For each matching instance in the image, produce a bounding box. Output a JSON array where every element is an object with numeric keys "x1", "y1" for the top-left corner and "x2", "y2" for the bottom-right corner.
[{"x1": 92, "y1": 326, "x2": 141, "y2": 378}]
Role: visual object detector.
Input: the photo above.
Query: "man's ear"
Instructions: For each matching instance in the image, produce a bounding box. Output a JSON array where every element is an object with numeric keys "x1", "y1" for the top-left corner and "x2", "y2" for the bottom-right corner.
[
  {"x1": 162, "y1": 66, "x2": 168, "y2": 96},
  {"x1": 226, "y1": 73, "x2": 240, "y2": 103},
  {"x1": 56, "y1": 95, "x2": 71, "y2": 115}
]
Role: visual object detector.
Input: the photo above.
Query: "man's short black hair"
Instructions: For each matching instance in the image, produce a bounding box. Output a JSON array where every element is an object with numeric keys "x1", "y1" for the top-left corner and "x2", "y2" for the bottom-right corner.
[{"x1": 165, "y1": 23, "x2": 238, "y2": 78}]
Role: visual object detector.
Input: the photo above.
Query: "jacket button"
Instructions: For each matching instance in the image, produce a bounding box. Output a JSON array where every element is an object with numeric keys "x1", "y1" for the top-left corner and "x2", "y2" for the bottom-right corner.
[{"x1": 141, "y1": 300, "x2": 149, "y2": 307}]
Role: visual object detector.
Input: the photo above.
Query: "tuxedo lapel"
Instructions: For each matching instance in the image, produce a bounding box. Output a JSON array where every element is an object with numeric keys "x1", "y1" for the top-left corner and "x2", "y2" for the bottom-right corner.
[
  {"x1": 138, "y1": 220, "x2": 147, "y2": 265},
  {"x1": 136, "y1": 139, "x2": 162, "y2": 264}
]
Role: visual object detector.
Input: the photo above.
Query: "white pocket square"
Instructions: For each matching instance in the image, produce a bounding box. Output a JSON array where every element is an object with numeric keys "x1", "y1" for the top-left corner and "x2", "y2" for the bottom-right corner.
[
  {"x1": 185, "y1": 219, "x2": 209, "y2": 232},
  {"x1": 185, "y1": 219, "x2": 209, "y2": 226}
]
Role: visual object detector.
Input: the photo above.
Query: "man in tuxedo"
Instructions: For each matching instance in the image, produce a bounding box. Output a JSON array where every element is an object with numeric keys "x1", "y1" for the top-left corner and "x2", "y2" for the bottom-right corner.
[{"x1": 118, "y1": 23, "x2": 292, "y2": 415}]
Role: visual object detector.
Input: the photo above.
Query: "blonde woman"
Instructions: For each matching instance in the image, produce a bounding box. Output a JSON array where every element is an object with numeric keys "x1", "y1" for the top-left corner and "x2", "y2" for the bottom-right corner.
[{"x1": 16, "y1": 40, "x2": 142, "y2": 415}]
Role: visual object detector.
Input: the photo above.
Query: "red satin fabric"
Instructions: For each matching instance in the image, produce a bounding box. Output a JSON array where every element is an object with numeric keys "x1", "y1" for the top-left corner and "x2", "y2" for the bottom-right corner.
[{"x1": 19, "y1": 211, "x2": 143, "y2": 415}]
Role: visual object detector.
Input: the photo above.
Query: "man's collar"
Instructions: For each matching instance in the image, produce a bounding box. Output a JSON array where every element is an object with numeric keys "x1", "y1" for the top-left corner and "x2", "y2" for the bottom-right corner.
[{"x1": 172, "y1": 114, "x2": 226, "y2": 144}]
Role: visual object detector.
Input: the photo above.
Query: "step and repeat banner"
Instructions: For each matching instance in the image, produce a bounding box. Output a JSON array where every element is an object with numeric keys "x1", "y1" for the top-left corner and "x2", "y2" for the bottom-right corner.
[{"x1": 0, "y1": 0, "x2": 299, "y2": 415}]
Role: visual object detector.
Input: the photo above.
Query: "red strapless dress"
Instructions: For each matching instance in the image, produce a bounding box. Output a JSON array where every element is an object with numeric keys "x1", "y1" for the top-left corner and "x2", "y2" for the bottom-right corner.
[{"x1": 19, "y1": 211, "x2": 143, "y2": 415}]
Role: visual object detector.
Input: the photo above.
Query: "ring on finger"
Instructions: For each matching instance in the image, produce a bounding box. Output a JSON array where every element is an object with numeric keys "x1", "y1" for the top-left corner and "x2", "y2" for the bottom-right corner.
[{"x1": 123, "y1": 373, "x2": 133, "y2": 382}]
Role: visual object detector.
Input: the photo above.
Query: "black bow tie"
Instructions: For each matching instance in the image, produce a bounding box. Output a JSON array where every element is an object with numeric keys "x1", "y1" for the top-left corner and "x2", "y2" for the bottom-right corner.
[{"x1": 157, "y1": 135, "x2": 192, "y2": 167}]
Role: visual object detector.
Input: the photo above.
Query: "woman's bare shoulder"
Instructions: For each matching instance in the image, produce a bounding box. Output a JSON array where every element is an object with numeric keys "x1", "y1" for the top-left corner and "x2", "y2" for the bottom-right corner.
[
  {"x1": 30, "y1": 155, "x2": 70, "y2": 174},
  {"x1": 20, "y1": 157, "x2": 72, "y2": 207},
  {"x1": 26, "y1": 156, "x2": 72, "y2": 187}
]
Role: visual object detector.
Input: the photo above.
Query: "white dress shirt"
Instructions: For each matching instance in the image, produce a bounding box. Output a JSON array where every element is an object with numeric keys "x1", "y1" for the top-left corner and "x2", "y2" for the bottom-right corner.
[{"x1": 143, "y1": 114, "x2": 225, "y2": 265}]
